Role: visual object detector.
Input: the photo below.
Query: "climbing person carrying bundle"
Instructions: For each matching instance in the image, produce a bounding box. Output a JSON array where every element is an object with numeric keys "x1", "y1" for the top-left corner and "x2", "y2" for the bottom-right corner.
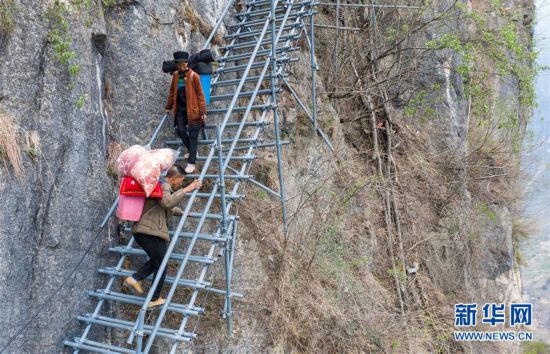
[
  {"x1": 164, "y1": 51, "x2": 207, "y2": 174},
  {"x1": 123, "y1": 164, "x2": 202, "y2": 308}
]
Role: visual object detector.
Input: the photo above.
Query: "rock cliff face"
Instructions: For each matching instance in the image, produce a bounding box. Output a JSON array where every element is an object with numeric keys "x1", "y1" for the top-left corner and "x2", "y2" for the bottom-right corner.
[
  {"x1": 0, "y1": 0, "x2": 532, "y2": 352},
  {"x1": 0, "y1": 1, "x2": 231, "y2": 352}
]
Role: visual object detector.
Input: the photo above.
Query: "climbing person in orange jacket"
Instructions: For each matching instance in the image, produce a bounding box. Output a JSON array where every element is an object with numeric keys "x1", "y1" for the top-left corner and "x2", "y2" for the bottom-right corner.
[
  {"x1": 165, "y1": 51, "x2": 207, "y2": 174},
  {"x1": 123, "y1": 165, "x2": 202, "y2": 308}
]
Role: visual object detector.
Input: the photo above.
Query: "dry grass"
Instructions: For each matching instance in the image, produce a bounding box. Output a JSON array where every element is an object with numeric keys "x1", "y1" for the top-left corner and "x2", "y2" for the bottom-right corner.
[
  {"x1": 0, "y1": 109, "x2": 23, "y2": 178},
  {"x1": 0, "y1": 0, "x2": 16, "y2": 37},
  {"x1": 107, "y1": 141, "x2": 123, "y2": 179},
  {"x1": 25, "y1": 131, "x2": 41, "y2": 160},
  {"x1": 180, "y1": 2, "x2": 213, "y2": 39}
]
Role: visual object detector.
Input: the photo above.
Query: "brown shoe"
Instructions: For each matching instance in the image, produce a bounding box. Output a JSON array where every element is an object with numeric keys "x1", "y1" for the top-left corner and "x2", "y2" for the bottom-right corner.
[
  {"x1": 148, "y1": 298, "x2": 166, "y2": 309},
  {"x1": 123, "y1": 276, "x2": 143, "y2": 295}
]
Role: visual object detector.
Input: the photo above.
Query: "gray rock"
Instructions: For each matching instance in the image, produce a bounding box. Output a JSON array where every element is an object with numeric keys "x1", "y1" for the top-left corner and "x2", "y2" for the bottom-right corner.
[{"x1": 0, "y1": 0, "x2": 229, "y2": 352}]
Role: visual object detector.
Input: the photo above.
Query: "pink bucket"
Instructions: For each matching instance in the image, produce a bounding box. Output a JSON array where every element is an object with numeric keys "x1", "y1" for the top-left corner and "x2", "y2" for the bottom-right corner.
[{"x1": 116, "y1": 195, "x2": 146, "y2": 222}]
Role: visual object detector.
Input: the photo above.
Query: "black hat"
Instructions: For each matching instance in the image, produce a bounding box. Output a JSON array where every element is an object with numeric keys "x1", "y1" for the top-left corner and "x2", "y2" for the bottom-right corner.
[{"x1": 173, "y1": 51, "x2": 189, "y2": 63}]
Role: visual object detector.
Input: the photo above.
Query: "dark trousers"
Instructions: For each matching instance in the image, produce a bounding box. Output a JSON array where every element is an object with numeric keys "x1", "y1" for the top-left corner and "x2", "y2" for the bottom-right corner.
[
  {"x1": 132, "y1": 233, "x2": 167, "y2": 301},
  {"x1": 175, "y1": 110, "x2": 201, "y2": 164}
]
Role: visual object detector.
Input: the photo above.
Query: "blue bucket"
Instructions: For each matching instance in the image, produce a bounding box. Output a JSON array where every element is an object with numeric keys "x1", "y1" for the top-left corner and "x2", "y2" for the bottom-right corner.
[{"x1": 200, "y1": 74, "x2": 212, "y2": 106}]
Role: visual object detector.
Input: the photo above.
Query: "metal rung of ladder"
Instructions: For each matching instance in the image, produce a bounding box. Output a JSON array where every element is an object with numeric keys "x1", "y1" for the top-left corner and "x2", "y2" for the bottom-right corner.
[
  {"x1": 65, "y1": 338, "x2": 137, "y2": 354},
  {"x1": 245, "y1": 0, "x2": 317, "y2": 7},
  {"x1": 182, "y1": 192, "x2": 245, "y2": 200},
  {"x1": 87, "y1": 290, "x2": 203, "y2": 316},
  {"x1": 98, "y1": 268, "x2": 213, "y2": 290},
  {"x1": 221, "y1": 140, "x2": 290, "y2": 152},
  {"x1": 207, "y1": 104, "x2": 271, "y2": 115},
  {"x1": 77, "y1": 314, "x2": 196, "y2": 340},
  {"x1": 215, "y1": 57, "x2": 297, "y2": 74},
  {"x1": 178, "y1": 154, "x2": 256, "y2": 162},
  {"x1": 228, "y1": 11, "x2": 309, "y2": 29},
  {"x1": 184, "y1": 173, "x2": 252, "y2": 181},
  {"x1": 107, "y1": 247, "x2": 218, "y2": 264},
  {"x1": 225, "y1": 24, "x2": 302, "y2": 40},
  {"x1": 235, "y1": 1, "x2": 315, "y2": 17},
  {"x1": 218, "y1": 46, "x2": 297, "y2": 63},
  {"x1": 166, "y1": 138, "x2": 261, "y2": 145},
  {"x1": 221, "y1": 34, "x2": 300, "y2": 51},
  {"x1": 211, "y1": 88, "x2": 277, "y2": 102},
  {"x1": 200, "y1": 121, "x2": 269, "y2": 129},
  {"x1": 187, "y1": 212, "x2": 239, "y2": 221},
  {"x1": 64, "y1": 0, "x2": 324, "y2": 351},
  {"x1": 99, "y1": 267, "x2": 240, "y2": 298},
  {"x1": 212, "y1": 75, "x2": 283, "y2": 88},
  {"x1": 63, "y1": 338, "x2": 136, "y2": 354},
  {"x1": 121, "y1": 227, "x2": 232, "y2": 242},
  {"x1": 234, "y1": 4, "x2": 290, "y2": 18}
]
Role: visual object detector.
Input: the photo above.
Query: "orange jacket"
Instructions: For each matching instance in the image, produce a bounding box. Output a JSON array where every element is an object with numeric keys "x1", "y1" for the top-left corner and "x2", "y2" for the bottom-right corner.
[{"x1": 165, "y1": 69, "x2": 206, "y2": 125}]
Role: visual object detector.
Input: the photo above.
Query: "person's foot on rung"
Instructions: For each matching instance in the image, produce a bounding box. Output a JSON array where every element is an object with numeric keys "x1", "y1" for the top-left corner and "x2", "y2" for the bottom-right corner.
[
  {"x1": 148, "y1": 297, "x2": 166, "y2": 308},
  {"x1": 185, "y1": 163, "x2": 195, "y2": 174},
  {"x1": 123, "y1": 276, "x2": 143, "y2": 295}
]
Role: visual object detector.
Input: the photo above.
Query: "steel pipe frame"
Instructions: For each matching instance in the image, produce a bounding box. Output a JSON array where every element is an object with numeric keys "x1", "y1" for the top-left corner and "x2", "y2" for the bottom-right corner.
[
  {"x1": 71, "y1": 237, "x2": 138, "y2": 354},
  {"x1": 225, "y1": 24, "x2": 302, "y2": 40},
  {"x1": 67, "y1": 337, "x2": 137, "y2": 354},
  {"x1": 270, "y1": 0, "x2": 299, "y2": 238},
  {"x1": 135, "y1": 15, "x2": 276, "y2": 352},
  {"x1": 211, "y1": 88, "x2": 277, "y2": 101},
  {"x1": 98, "y1": 0, "x2": 257, "y2": 230},
  {"x1": 121, "y1": 228, "x2": 231, "y2": 242},
  {"x1": 281, "y1": 77, "x2": 334, "y2": 152},
  {"x1": 181, "y1": 154, "x2": 256, "y2": 162},
  {"x1": 218, "y1": 45, "x2": 297, "y2": 62},
  {"x1": 216, "y1": 123, "x2": 232, "y2": 335},
  {"x1": 222, "y1": 33, "x2": 300, "y2": 51},
  {"x1": 71, "y1": 2, "x2": 259, "y2": 353},
  {"x1": 165, "y1": 37, "x2": 288, "y2": 353},
  {"x1": 182, "y1": 192, "x2": 244, "y2": 200},
  {"x1": 165, "y1": 122, "x2": 272, "y2": 349},
  {"x1": 169, "y1": 100, "x2": 272, "y2": 354},
  {"x1": 89, "y1": 314, "x2": 196, "y2": 338},
  {"x1": 167, "y1": 221, "x2": 234, "y2": 354},
  {"x1": 210, "y1": 40, "x2": 279, "y2": 336},
  {"x1": 240, "y1": 0, "x2": 312, "y2": 239},
  {"x1": 235, "y1": 0, "x2": 317, "y2": 17},
  {"x1": 199, "y1": 121, "x2": 269, "y2": 129},
  {"x1": 77, "y1": 315, "x2": 193, "y2": 341},
  {"x1": 227, "y1": 164, "x2": 282, "y2": 199},
  {"x1": 74, "y1": 0, "x2": 324, "y2": 352},
  {"x1": 214, "y1": 56, "x2": 297, "y2": 74},
  {"x1": 98, "y1": 268, "x2": 213, "y2": 291},
  {"x1": 148, "y1": 18, "x2": 276, "y2": 350},
  {"x1": 166, "y1": 137, "x2": 262, "y2": 145},
  {"x1": 207, "y1": 103, "x2": 271, "y2": 114},
  {"x1": 318, "y1": 2, "x2": 420, "y2": 9},
  {"x1": 106, "y1": 247, "x2": 217, "y2": 264},
  {"x1": 228, "y1": 10, "x2": 310, "y2": 29},
  {"x1": 87, "y1": 290, "x2": 203, "y2": 316},
  {"x1": 213, "y1": 75, "x2": 274, "y2": 87},
  {"x1": 168, "y1": 105, "x2": 270, "y2": 353}
]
